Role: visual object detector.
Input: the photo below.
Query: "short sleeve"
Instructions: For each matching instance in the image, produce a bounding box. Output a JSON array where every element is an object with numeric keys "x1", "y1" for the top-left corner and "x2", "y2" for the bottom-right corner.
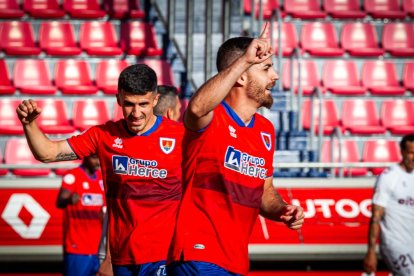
[
  {"x1": 67, "y1": 126, "x2": 100, "y2": 159},
  {"x1": 61, "y1": 171, "x2": 77, "y2": 193},
  {"x1": 372, "y1": 170, "x2": 393, "y2": 208}
]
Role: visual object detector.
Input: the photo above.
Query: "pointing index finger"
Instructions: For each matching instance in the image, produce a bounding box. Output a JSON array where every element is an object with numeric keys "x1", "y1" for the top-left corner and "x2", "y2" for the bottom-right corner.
[{"x1": 259, "y1": 22, "x2": 269, "y2": 39}]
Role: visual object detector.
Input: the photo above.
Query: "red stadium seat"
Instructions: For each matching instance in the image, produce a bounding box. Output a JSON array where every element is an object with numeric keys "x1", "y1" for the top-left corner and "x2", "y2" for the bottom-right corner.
[
  {"x1": 0, "y1": 60, "x2": 15, "y2": 95},
  {"x1": 96, "y1": 59, "x2": 129, "y2": 94},
  {"x1": 341, "y1": 99, "x2": 386, "y2": 135},
  {"x1": 381, "y1": 99, "x2": 414, "y2": 135},
  {"x1": 63, "y1": 0, "x2": 105, "y2": 18},
  {"x1": 36, "y1": 99, "x2": 75, "y2": 134},
  {"x1": 282, "y1": 60, "x2": 320, "y2": 95},
  {"x1": 300, "y1": 22, "x2": 344, "y2": 57},
  {"x1": 120, "y1": 21, "x2": 163, "y2": 57},
  {"x1": 322, "y1": 60, "x2": 365, "y2": 96},
  {"x1": 5, "y1": 138, "x2": 51, "y2": 177},
  {"x1": 363, "y1": 140, "x2": 401, "y2": 175},
  {"x1": 13, "y1": 59, "x2": 56, "y2": 95},
  {"x1": 79, "y1": 21, "x2": 122, "y2": 56},
  {"x1": 403, "y1": 0, "x2": 414, "y2": 17},
  {"x1": 103, "y1": 0, "x2": 144, "y2": 19},
  {"x1": 284, "y1": 0, "x2": 325, "y2": 19},
  {"x1": 0, "y1": 99, "x2": 23, "y2": 135},
  {"x1": 321, "y1": 139, "x2": 368, "y2": 177},
  {"x1": 364, "y1": 0, "x2": 406, "y2": 19},
  {"x1": 0, "y1": 0, "x2": 24, "y2": 18},
  {"x1": 72, "y1": 99, "x2": 110, "y2": 132},
  {"x1": 382, "y1": 23, "x2": 414, "y2": 57},
  {"x1": 361, "y1": 61, "x2": 406, "y2": 96},
  {"x1": 271, "y1": 22, "x2": 298, "y2": 57},
  {"x1": 54, "y1": 59, "x2": 98, "y2": 95},
  {"x1": 142, "y1": 59, "x2": 175, "y2": 86},
  {"x1": 302, "y1": 99, "x2": 340, "y2": 135},
  {"x1": 341, "y1": 23, "x2": 384, "y2": 57},
  {"x1": 39, "y1": 21, "x2": 82, "y2": 56},
  {"x1": 0, "y1": 21, "x2": 41, "y2": 56},
  {"x1": 403, "y1": 62, "x2": 414, "y2": 93},
  {"x1": 0, "y1": 146, "x2": 8, "y2": 176},
  {"x1": 323, "y1": 0, "x2": 366, "y2": 19},
  {"x1": 23, "y1": 0, "x2": 65, "y2": 18},
  {"x1": 243, "y1": 0, "x2": 281, "y2": 19}
]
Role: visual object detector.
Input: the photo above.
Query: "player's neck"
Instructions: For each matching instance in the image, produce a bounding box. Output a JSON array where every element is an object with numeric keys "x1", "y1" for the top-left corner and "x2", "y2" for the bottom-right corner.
[
  {"x1": 225, "y1": 94, "x2": 257, "y2": 126},
  {"x1": 137, "y1": 114, "x2": 157, "y2": 135}
]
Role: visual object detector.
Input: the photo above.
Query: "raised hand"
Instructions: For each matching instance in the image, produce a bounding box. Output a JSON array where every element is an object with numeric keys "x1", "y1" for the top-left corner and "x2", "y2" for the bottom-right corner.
[
  {"x1": 16, "y1": 99, "x2": 42, "y2": 125},
  {"x1": 279, "y1": 205, "x2": 305, "y2": 230},
  {"x1": 243, "y1": 22, "x2": 273, "y2": 65}
]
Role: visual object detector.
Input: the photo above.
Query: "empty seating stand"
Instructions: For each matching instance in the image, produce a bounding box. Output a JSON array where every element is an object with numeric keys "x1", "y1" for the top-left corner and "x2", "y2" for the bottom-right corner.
[
  {"x1": 403, "y1": 62, "x2": 414, "y2": 93},
  {"x1": 381, "y1": 99, "x2": 414, "y2": 135},
  {"x1": 39, "y1": 21, "x2": 82, "y2": 56},
  {"x1": 36, "y1": 99, "x2": 75, "y2": 134},
  {"x1": 0, "y1": 0, "x2": 25, "y2": 18},
  {"x1": 142, "y1": 59, "x2": 175, "y2": 86},
  {"x1": 363, "y1": 140, "x2": 401, "y2": 175},
  {"x1": 362, "y1": 61, "x2": 406, "y2": 96},
  {"x1": 302, "y1": 99, "x2": 340, "y2": 135},
  {"x1": 300, "y1": 22, "x2": 344, "y2": 57},
  {"x1": 5, "y1": 138, "x2": 51, "y2": 177},
  {"x1": 0, "y1": 99, "x2": 24, "y2": 135},
  {"x1": 323, "y1": 0, "x2": 366, "y2": 19},
  {"x1": 13, "y1": 59, "x2": 57, "y2": 95},
  {"x1": 96, "y1": 59, "x2": 129, "y2": 94},
  {"x1": 364, "y1": 0, "x2": 406, "y2": 19},
  {"x1": 120, "y1": 22, "x2": 162, "y2": 56},
  {"x1": 103, "y1": 0, "x2": 145, "y2": 19},
  {"x1": 341, "y1": 22, "x2": 384, "y2": 57},
  {"x1": 341, "y1": 99, "x2": 386, "y2": 135},
  {"x1": 382, "y1": 23, "x2": 414, "y2": 57},
  {"x1": 0, "y1": 21, "x2": 41, "y2": 55},
  {"x1": 322, "y1": 60, "x2": 365, "y2": 96},
  {"x1": 54, "y1": 59, "x2": 98, "y2": 95},
  {"x1": 282, "y1": 60, "x2": 320, "y2": 95},
  {"x1": 0, "y1": 60, "x2": 15, "y2": 95},
  {"x1": 243, "y1": 0, "x2": 281, "y2": 19},
  {"x1": 63, "y1": 0, "x2": 105, "y2": 18},
  {"x1": 403, "y1": 0, "x2": 414, "y2": 17},
  {"x1": 284, "y1": 0, "x2": 325, "y2": 19},
  {"x1": 271, "y1": 22, "x2": 298, "y2": 57},
  {"x1": 23, "y1": 0, "x2": 65, "y2": 18},
  {"x1": 72, "y1": 99, "x2": 110, "y2": 132},
  {"x1": 80, "y1": 21, "x2": 123, "y2": 56}
]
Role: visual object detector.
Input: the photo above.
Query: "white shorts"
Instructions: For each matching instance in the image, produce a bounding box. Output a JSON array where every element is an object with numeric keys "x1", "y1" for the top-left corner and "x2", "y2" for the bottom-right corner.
[{"x1": 381, "y1": 246, "x2": 414, "y2": 276}]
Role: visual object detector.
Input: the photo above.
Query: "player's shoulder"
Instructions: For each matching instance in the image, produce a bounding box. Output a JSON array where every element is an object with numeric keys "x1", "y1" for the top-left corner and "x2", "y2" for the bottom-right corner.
[
  {"x1": 161, "y1": 117, "x2": 185, "y2": 132},
  {"x1": 378, "y1": 164, "x2": 401, "y2": 180},
  {"x1": 254, "y1": 113, "x2": 274, "y2": 130}
]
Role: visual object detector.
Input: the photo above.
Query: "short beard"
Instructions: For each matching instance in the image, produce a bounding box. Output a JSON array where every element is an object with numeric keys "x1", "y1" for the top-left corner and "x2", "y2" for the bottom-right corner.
[{"x1": 247, "y1": 80, "x2": 274, "y2": 109}]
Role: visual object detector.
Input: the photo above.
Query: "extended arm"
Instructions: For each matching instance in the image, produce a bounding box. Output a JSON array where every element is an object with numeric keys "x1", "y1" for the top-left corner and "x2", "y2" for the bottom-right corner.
[
  {"x1": 184, "y1": 24, "x2": 272, "y2": 131},
  {"x1": 260, "y1": 178, "x2": 304, "y2": 230},
  {"x1": 363, "y1": 204, "x2": 385, "y2": 273},
  {"x1": 16, "y1": 99, "x2": 76, "y2": 163}
]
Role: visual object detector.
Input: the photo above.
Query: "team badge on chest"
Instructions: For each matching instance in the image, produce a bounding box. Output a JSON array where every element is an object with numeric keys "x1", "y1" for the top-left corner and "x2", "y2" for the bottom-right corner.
[
  {"x1": 160, "y1": 137, "x2": 176, "y2": 154},
  {"x1": 261, "y1": 132, "x2": 272, "y2": 151}
]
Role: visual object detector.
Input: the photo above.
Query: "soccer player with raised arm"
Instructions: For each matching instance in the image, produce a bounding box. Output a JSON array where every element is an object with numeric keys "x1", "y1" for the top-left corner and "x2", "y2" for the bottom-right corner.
[
  {"x1": 167, "y1": 24, "x2": 304, "y2": 275},
  {"x1": 16, "y1": 64, "x2": 184, "y2": 276}
]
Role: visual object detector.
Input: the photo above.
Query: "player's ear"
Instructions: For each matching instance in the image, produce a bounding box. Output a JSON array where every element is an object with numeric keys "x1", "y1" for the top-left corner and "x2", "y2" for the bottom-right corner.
[
  {"x1": 235, "y1": 72, "x2": 248, "y2": 87},
  {"x1": 166, "y1": 108, "x2": 174, "y2": 120},
  {"x1": 153, "y1": 93, "x2": 160, "y2": 106}
]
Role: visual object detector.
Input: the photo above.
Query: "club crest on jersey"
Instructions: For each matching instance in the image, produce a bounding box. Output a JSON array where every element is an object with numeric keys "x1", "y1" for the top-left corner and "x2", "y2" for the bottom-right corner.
[
  {"x1": 160, "y1": 138, "x2": 175, "y2": 154},
  {"x1": 261, "y1": 132, "x2": 272, "y2": 151}
]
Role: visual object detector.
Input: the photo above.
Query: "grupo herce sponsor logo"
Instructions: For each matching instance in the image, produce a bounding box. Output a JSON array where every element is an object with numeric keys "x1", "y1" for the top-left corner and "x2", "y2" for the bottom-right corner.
[
  {"x1": 224, "y1": 146, "x2": 267, "y2": 179},
  {"x1": 291, "y1": 198, "x2": 372, "y2": 219},
  {"x1": 112, "y1": 155, "x2": 167, "y2": 178}
]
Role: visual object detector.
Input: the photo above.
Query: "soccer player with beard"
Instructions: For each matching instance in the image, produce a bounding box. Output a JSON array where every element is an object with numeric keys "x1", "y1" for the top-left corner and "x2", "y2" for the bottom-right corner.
[
  {"x1": 16, "y1": 64, "x2": 183, "y2": 276},
  {"x1": 167, "y1": 24, "x2": 304, "y2": 275}
]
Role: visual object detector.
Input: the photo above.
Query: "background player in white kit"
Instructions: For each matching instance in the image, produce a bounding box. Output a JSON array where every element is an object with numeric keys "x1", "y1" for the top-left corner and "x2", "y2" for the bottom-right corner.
[{"x1": 364, "y1": 134, "x2": 414, "y2": 276}]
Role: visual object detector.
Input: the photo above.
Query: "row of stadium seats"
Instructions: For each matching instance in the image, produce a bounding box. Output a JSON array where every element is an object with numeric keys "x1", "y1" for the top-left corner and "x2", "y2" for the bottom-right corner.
[
  {"x1": 301, "y1": 99, "x2": 414, "y2": 136},
  {"x1": 0, "y1": 0, "x2": 144, "y2": 19},
  {"x1": 283, "y1": 60, "x2": 413, "y2": 96},
  {"x1": 272, "y1": 22, "x2": 414, "y2": 57},
  {"x1": 245, "y1": 0, "x2": 414, "y2": 20},
  {"x1": 0, "y1": 21, "x2": 161, "y2": 56},
  {"x1": 1, "y1": 58, "x2": 412, "y2": 96},
  {"x1": 1, "y1": 98, "x2": 412, "y2": 136},
  {"x1": 0, "y1": 137, "x2": 400, "y2": 177},
  {"x1": 0, "y1": 59, "x2": 175, "y2": 95}
]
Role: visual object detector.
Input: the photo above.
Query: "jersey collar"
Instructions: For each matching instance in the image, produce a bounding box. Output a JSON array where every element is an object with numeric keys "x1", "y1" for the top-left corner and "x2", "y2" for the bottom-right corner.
[
  {"x1": 124, "y1": 115, "x2": 162, "y2": 136},
  {"x1": 221, "y1": 101, "x2": 255, "y2": 128}
]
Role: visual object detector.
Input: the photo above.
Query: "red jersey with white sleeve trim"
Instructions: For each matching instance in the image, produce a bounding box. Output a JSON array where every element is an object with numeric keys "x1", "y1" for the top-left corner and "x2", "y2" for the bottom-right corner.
[
  {"x1": 67, "y1": 116, "x2": 183, "y2": 265},
  {"x1": 61, "y1": 166, "x2": 104, "y2": 255},
  {"x1": 168, "y1": 103, "x2": 275, "y2": 275}
]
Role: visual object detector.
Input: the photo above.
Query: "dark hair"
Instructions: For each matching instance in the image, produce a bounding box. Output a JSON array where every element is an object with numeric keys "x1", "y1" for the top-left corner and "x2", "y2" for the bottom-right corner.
[
  {"x1": 154, "y1": 85, "x2": 178, "y2": 116},
  {"x1": 216, "y1": 37, "x2": 253, "y2": 72},
  {"x1": 118, "y1": 64, "x2": 157, "y2": 94},
  {"x1": 400, "y1": 134, "x2": 414, "y2": 151}
]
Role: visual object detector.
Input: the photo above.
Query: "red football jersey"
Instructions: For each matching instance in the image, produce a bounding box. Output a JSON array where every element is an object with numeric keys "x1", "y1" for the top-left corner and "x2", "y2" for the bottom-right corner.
[
  {"x1": 67, "y1": 116, "x2": 183, "y2": 265},
  {"x1": 61, "y1": 166, "x2": 105, "y2": 255},
  {"x1": 168, "y1": 103, "x2": 275, "y2": 275}
]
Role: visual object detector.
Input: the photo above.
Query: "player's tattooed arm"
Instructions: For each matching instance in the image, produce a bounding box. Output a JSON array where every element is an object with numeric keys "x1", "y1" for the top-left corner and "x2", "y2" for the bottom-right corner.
[
  {"x1": 56, "y1": 151, "x2": 78, "y2": 161},
  {"x1": 367, "y1": 204, "x2": 385, "y2": 251}
]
